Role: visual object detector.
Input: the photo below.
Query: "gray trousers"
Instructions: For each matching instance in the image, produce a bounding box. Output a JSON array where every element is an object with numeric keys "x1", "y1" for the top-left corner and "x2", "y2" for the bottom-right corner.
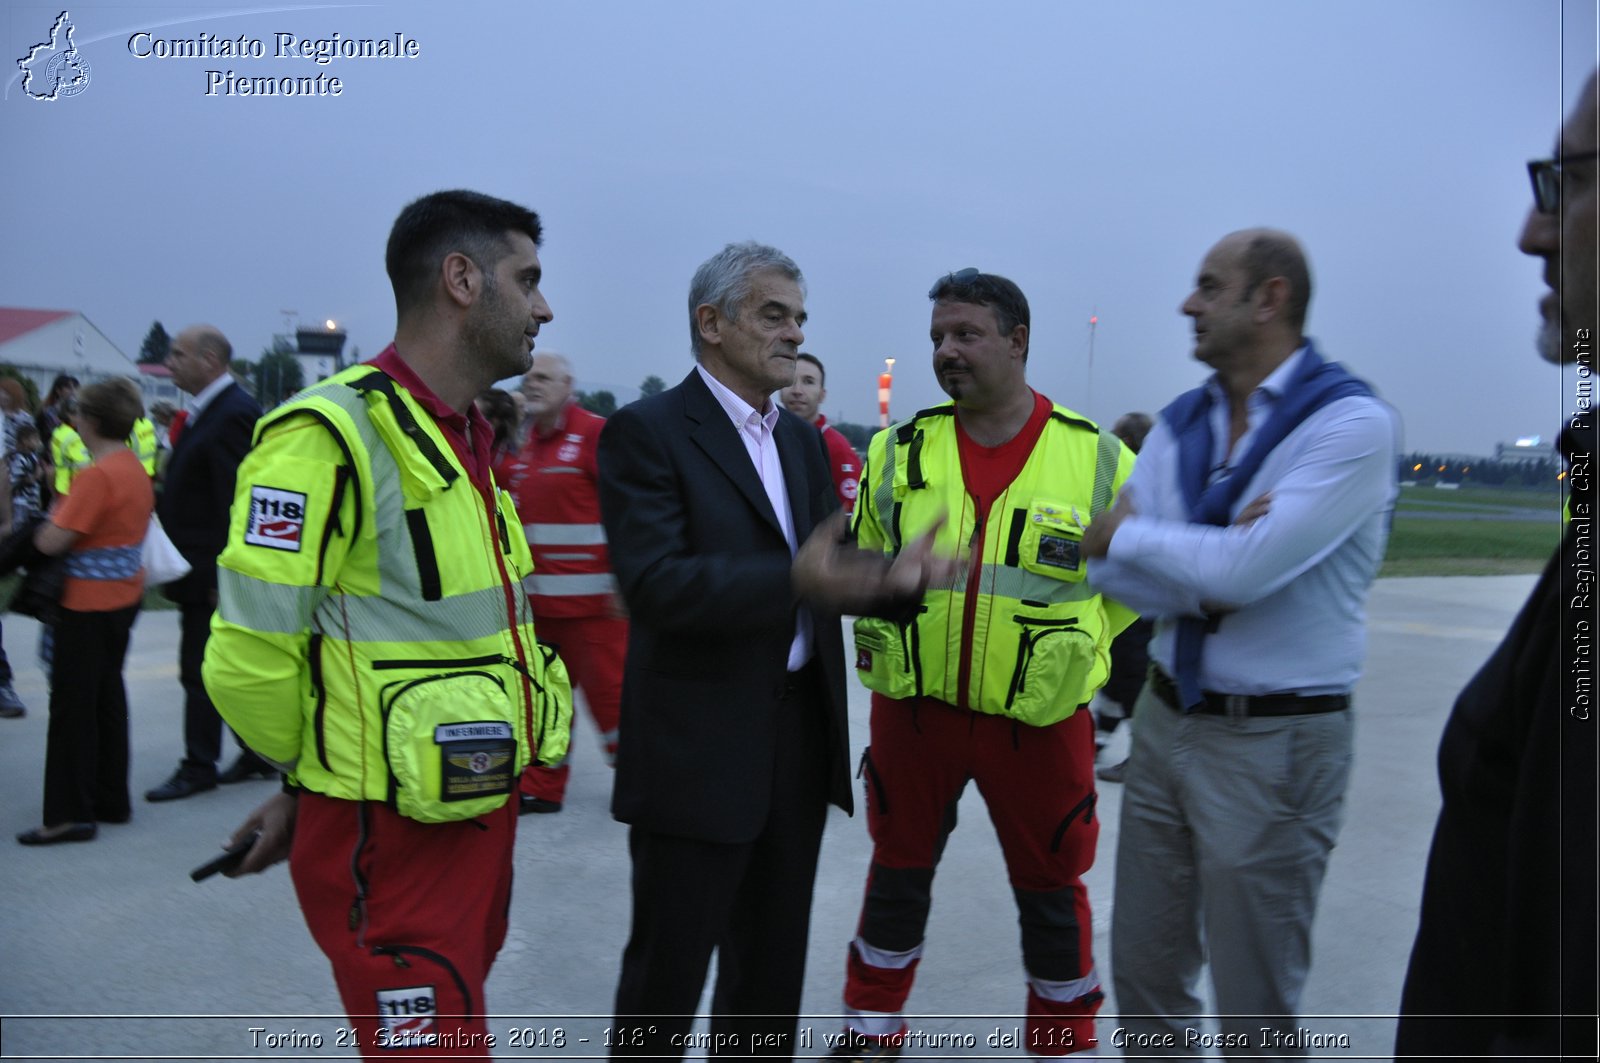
[{"x1": 1110, "y1": 681, "x2": 1353, "y2": 1060}]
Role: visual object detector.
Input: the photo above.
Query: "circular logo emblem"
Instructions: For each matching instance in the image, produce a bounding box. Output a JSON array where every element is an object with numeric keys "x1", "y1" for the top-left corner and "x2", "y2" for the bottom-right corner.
[
  {"x1": 557, "y1": 443, "x2": 580, "y2": 463},
  {"x1": 45, "y1": 51, "x2": 91, "y2": 98},
  {"x1": 842, "y1": 477, "x2": 859, "y2": 500},
  {"x1": 468, "y1": 752, "x2": 492, "y2": 774}
]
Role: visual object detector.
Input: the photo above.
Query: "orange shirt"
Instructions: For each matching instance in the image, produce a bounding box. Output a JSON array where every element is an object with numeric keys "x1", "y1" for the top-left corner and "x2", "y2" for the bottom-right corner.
[{"x1": 53, "y1": 448, "x2": 154, "y2": 612}]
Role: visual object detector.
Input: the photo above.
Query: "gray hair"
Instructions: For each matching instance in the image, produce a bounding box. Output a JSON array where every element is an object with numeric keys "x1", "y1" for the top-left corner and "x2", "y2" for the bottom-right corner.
[{"x1": 687, "y1": 241, "x2": 805, "y2": 359}]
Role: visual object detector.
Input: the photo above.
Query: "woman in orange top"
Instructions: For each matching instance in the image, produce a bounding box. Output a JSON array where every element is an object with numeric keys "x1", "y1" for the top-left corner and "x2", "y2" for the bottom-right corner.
[{"x1": 17, "y1": 378, "x2": 154, "y2": 845}]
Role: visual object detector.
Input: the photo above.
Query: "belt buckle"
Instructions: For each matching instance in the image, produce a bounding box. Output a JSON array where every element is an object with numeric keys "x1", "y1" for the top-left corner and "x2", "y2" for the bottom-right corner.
[{"x1": 1224, "y1": 693, "x2": 1250, "y2": 719}]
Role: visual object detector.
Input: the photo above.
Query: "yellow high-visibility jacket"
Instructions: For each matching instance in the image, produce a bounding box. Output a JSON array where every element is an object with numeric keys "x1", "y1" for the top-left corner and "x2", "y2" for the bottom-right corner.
[
  {"x1": 50, "y1": 425, "x2": 89, "y2": 496},
  {"x1": 129, "y1": 417, "x2": 158, "y2": 476},
  {"x1": 204, "y1": 365, "x2": 571, "y2": 822},
  {"x1": 852, "y1": 401, "x2": 1136, "y2": 726}
]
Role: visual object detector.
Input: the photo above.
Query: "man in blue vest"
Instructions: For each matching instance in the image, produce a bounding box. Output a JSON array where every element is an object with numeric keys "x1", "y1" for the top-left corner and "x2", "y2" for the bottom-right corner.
[{"x1": 1084, "y1": 229, "x2": 1398, "y2": 1054}]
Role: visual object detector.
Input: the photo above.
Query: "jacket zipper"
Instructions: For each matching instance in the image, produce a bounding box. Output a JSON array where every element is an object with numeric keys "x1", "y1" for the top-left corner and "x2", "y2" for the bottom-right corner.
[{"x1": 955, "y1": 495, "x2": 987, "y2": 711}]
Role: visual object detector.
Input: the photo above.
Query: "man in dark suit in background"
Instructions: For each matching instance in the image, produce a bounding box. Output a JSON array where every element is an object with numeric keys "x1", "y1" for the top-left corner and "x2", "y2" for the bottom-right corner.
[
  {"x1": 597, "y1": 242, "x2": 950, "y2": 1060},
  {"x1": 146, "y1": 324, "x2": 267, "y2": 802}
]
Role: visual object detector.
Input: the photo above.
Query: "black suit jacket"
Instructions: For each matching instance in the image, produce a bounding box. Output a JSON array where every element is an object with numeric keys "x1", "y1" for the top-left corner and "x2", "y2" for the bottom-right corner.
[
  {"x1": 598, "y1": 368, "x2": 854, "y2": 844},
  {"x1": 158, "y1": 380, "x2": 262, "y2": 604}
]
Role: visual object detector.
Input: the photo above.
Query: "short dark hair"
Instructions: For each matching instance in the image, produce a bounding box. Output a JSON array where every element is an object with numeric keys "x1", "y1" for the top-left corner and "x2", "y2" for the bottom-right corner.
[
  {"x1": 45, "y1": 374, "x2": 79, "y2": 405},
  {"x1": 796, "y1": 352, "x2": 825, "y2": 385},
  {"x1": 386, "y1": 190, "x2": 544, "y2": 318},
  {"x1": 928, "y1": 270, "x2": 1031, "y2": 359},
  {"x1": 1238, "y1": 231, "x2": 1312, "y2": 332},
  {"x1": 77, "y1": 378, "x2": 143, "y2": 441}
]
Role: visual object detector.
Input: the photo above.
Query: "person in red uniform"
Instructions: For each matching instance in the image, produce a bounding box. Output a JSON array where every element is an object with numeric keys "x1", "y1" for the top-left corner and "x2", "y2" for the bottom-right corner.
[
  {"x1": 780, "y1": 352, "x2": 860, "y2": 515},
  {"x1": 502, "y1": 351, "x2": 626, "y2": 814}
]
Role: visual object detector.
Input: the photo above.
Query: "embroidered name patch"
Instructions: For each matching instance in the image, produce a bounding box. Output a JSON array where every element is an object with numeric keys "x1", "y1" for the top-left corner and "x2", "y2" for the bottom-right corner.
[
  {"x1": 437, "y1": 720, "x2": 515, "y2": 802},
  {"x1": 1036, "y1": 533, "x2": 1081, "y2": 571},
  {"x1": 244, "y1": 487, "x2": 307, "y2": 552}
]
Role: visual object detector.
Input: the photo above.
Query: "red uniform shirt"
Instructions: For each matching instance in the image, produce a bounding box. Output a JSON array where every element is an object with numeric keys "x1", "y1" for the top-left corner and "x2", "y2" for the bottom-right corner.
[
  {"x1": 816, "y1": 414, "x2": 860, "y2": 515},
  {"x1": 499, "y1": 402, "x2": 615, "y2": 619}
]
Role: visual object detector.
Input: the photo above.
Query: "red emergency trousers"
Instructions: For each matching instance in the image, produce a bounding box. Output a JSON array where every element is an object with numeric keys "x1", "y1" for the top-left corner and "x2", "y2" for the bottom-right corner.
[
  {"x1": 521, "y1": 614, "x2": 625, "y2": 801},
  {"x1": 844, "y1": 696, "x2": 1102, "y2": 1055},
  {"x1": 498, "y1": 405, "x2": 624, "y2": 805},
  {"x1": 291, "y1": 793, "x2": 516, "y2": 1059}
]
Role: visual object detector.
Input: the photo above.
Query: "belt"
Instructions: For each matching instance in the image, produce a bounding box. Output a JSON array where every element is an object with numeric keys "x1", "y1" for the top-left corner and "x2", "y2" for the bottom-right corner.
[{"x1": 1150, "y1": 665, "x2": 1349, "y2": 718}]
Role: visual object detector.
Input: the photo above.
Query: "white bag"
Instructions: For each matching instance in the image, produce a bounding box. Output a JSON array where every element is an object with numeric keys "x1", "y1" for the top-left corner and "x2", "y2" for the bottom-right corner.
[{"x1": 142, "y1": 514, "x2": 191, "y2": 585}]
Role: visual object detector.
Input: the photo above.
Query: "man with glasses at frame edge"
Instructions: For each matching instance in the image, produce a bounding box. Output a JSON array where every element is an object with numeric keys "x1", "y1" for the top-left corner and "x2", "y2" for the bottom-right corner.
[
  {"x1": 1394, "y1": 70, "x2": 1599, "y2": 1060},
  {"x1": 826, "y1": 269, "x2": 1137, "y2": 1059}
]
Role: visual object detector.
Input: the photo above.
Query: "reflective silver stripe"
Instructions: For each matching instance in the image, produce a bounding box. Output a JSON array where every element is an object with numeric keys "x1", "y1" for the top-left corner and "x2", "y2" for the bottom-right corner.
[
  {"x1": 537, "y1": 466, "x2": 585, "y2": 475},
  {"x1": 541, "y1": 551, "x2": 599, "y2": 561},
  {"x1": 524, "y1": 523, "x2": 607, "y2": 546},
  {"x1": 218, "y1": 569, "x2": 326, "y2": 635},
  {"x1": 1028, "y1": 968, "x2": 1102, "y2": 1003},
  {"x1": 315, "y1": 584, "x2": 510, "y2": 644},
  {"x1": 952, "y1": 563, "x2": 1099, "y2": 604},
  {"x1": 852, "y1": 936, "x2": 922, "y2": 970},
  {"x1": 524, "y1": 572, "x2": 618, "y2": 597},
  {"x1": 873, "y1": 426, "x2": 902, "y2": 552},
  {"x1": 1091, "y1": 429, "x2": 1121, "y2": 516}
]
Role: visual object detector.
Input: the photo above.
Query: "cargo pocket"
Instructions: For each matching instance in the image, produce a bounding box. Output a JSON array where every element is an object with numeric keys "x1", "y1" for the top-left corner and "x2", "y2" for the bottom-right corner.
[
  {"x1": 381, "y1": 671, "x2": 518, "y2": 823},
  {"x1": 853, "y1": 610, "x2": 924, "y2": 700},
  {"x1": 1004, "y1": 616, "x2": 1097, "y2": 724}
]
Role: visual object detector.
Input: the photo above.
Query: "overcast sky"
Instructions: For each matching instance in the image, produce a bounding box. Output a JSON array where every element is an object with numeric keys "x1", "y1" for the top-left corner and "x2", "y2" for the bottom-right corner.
[{"x1": 3, "y1": 0, "x2": 1596, "y2": 455}]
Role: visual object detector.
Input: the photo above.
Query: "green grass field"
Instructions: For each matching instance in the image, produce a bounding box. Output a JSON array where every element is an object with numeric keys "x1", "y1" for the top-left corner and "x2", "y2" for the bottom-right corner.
[
  {"x1": 1394, "y1": 482, "x2": 1562, "y2": 513},
  {"x1": 1382, "y1": 484, "x2": 1561, "y2": 576}
]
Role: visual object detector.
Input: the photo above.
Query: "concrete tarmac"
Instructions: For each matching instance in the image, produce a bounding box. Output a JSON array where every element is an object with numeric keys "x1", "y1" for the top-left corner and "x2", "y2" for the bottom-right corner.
[{"x1": 0, "y1": 575, "x2": 1538, "y2": 1060}]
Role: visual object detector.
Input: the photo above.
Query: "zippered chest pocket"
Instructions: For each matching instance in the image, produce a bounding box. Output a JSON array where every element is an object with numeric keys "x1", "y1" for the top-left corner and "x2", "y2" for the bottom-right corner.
[
  {"x1": 380, "y1": 670, "x2": 519, "y2": 823},
  {"x1": 1016, "y1": 499, "x2": 1089, "y2": 584}
]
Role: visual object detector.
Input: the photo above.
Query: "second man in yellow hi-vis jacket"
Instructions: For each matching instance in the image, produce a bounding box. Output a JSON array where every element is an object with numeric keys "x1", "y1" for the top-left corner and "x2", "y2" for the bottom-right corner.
[
  {"x1": 827, "y1": 270, "x2": 1135, "y2": 1060},
  {"x1": 201, "y1": 190, "x2": 571, "y2": 1058}
]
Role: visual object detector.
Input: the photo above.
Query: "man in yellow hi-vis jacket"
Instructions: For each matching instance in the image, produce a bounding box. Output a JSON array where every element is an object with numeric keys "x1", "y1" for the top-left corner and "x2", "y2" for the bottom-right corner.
[
  {"x1": 202, "y1": 190, "x2": 570, "y2": 1059},
  {"x1": 828, "y1": 269, "x2": 1135, "y2": 1060}
]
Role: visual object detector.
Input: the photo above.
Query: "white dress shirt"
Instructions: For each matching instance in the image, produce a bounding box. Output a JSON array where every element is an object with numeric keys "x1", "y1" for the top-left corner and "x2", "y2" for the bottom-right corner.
[
  {"x1": 696, "y1": 364, "x2": 812, "y2": 670},
  {"x1": 1089, "y1": 348, "x2": 1401, "y2": 696},
  {"x1": 184, "y1": 371, "x2": 237, "y2": 425}
]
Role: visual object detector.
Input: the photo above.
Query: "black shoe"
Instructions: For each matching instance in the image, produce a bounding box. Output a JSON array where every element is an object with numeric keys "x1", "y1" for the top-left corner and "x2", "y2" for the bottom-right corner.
[
  {"x1": 823, "y1": 1029, "x2": 902, "y2": 1060},
  {"x1": 145, "y1": 771, "x2": 218, "y2": 802},
  {"x1": 219, "y1": 753, "x2": 277, "y2": 784},
  {"x1": 17, "y1": 823, "x2": 97, "y2": 845},
  {"x1": 519, "y1": 795, "x2": 563, "y2": 815}
]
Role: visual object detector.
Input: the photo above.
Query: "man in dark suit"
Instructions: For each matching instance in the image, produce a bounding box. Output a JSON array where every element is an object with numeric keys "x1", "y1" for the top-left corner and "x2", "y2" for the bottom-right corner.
[
  {"x1": 146, "y1": 324, "x2": 267, "y2": 801},
  {"x1": 598, "y1": 242, "x2": 949, "y2": 1060}
]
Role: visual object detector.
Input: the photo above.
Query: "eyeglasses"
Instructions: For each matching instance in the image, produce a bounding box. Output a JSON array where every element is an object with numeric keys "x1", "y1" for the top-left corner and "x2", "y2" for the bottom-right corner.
[
  {"x1": 928, "y1": 267, "x2": 980, "y2": 298},
  {"x1": 1527, "y1": 150, "x2": 1600, "y2": 214}
]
